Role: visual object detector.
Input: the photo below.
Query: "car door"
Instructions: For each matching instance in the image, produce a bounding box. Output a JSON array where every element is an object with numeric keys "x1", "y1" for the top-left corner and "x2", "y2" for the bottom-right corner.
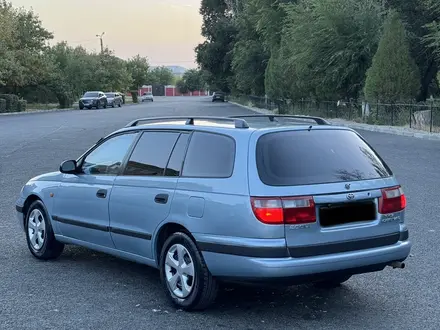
[
  {"x1": 109, "y1": 131, "x2": 190, "y2": 259},
  {"x1": 52, "y1": 132, "x2": 139, "y2": 248}
]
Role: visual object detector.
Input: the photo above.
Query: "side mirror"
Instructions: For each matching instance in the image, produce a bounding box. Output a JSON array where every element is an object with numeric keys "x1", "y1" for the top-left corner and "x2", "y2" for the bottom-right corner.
[{"x1": 60, "y1": 160, "x2": 78, "y2": 174}]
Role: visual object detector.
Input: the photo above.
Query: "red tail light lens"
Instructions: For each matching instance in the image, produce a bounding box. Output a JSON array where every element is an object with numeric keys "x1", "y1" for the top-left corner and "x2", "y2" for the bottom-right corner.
[
  {"x1": 250, "y1": 197, "x2": 284, "y2": 224},
  {"x1": 379, "y1": 186, "x2": 406, "y2": 214},
  {"x1": 282, "y1": 196, "x2": 316, "y2": 224},
  {"x1": 251, "y1": 196, "x2": 316, "y2": 225}
]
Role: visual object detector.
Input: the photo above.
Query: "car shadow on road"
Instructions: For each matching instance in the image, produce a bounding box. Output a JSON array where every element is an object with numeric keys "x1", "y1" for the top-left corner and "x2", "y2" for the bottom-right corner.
[{"x1": 57, "y1": 245, "x2": 370, "y2": 319}]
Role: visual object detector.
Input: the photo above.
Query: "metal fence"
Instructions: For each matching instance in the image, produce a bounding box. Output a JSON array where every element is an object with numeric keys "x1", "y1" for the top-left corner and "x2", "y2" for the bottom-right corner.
[{"x1": 230, "y1": 95, "x2": 440, "y2": 133}]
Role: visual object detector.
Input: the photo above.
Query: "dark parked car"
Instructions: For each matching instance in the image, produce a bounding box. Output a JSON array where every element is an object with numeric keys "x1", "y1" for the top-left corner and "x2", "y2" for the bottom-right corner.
[
  {"x1": 105, "y1": 92, "x2": 123, "y2": 108},
  {"x1": 79, "y1": 91, "x2": 108, "y2": 110},
  {"x1": 212, "y1": 92, "x2": 225, "y2": 102}
]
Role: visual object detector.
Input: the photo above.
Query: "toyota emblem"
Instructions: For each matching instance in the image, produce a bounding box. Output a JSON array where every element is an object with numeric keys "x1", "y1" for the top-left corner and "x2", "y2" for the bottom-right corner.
[{"x1": 346, "y1": 193, "x2": 355, "y2": 200}]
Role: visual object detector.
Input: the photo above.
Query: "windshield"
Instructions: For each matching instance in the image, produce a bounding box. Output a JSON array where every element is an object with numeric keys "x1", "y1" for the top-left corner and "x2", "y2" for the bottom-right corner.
[
  {"x1": 256, "y1": 129, "x2": 392, "y2": 186},
  {"x1": 105, "y1": 93, "x2": 115, "y2": 97},
  {"x1": 83, "y1": 92, "x2": 99, "y2": 98}
]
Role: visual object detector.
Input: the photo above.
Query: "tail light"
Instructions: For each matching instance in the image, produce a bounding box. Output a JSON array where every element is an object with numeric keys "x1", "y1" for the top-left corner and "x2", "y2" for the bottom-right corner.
[
  {"x1": 250, "y1": 196, "x2": 316, "y2": 225},
  {"x1": 378, "y1": 186, "x2": 406, "y2": 214}
]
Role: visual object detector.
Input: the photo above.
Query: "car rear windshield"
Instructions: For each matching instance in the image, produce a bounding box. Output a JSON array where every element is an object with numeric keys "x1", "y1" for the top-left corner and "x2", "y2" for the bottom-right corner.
[
  {"x1": 84, "y1": 92, "x2": 99, "y2": 97},
  {"x1": 256, "y1": 129, "x2": 392, "y2": 186}
]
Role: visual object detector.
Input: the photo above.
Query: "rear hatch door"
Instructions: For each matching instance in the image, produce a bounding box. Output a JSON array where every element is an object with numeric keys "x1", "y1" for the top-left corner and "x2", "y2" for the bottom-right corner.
[{"x1": 248, "y1": 127, "x2": 405, "y2": 258}]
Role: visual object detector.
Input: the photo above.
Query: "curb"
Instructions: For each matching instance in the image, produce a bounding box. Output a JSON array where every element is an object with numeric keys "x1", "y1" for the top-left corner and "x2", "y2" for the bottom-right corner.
[
  {"x1": 229, "y1": 101, "x2": 440, "y2": 141},
  {"x1": 0, "y1": 102, "x2": 140, "y2": 117}
]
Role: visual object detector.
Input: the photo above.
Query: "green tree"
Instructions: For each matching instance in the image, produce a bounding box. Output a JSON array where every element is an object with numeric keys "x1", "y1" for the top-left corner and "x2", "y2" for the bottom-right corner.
[
  {"x1": 230, "y1": 0, "x2": 269, "y2": 95},
  {"x1": 176, "y1": 79, "x2": 189, "y2": 94},
  {"x1": 386, "y1": 0, "x2": 439, "y2": 101},
  {"x1": 196, "y1": 0, "x2": 237, "y2": 92},
  {"x1": 278, "y1": 0, "x2": 384, "y2": 100},
  {"x1": 126, "y1": 55, "x2": 150, "y2": 90},
  {"x1": 0, "y1": 1, "x2": 54, "y2": 92},
  {"x1": 148, "y1": 66, "x2": 174, "y2": 85},
  {"x1": 181, "y1": 69, "x2": 204, "y2": 91},
  {"x1": 364, "y1": 10, "x2": 420, "y2": 102}
]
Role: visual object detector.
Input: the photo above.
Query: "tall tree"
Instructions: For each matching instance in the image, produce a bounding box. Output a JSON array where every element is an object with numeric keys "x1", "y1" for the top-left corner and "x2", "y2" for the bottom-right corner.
[
  {"x1": 276, "y1": 0, "x2": 384, "y2": 100},
  {"x1": 196, "y1": 0, "x2": 237, "y2": 92},
  {"x1": 386, "y1": 0, "x2": 439, "y2": 101},
  {"x1": 126, "y1": 55, "x2": 150, "y2": 90},
  {"x1": 181, "y1": 69, "x2": 205, "y2": 91},
  {"x1": 364, "y1": 10, "x2": 420, "y2": 102},
  {"x1": 148, "y1": 66, "x2": 174, "y2": 85},
  {"x1": 0, "y1": 1, "x2": 54, "y2": 92}
]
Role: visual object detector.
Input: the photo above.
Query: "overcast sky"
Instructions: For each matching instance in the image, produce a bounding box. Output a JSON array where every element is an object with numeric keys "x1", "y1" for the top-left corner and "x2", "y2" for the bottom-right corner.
[{"x1": 10, "y1": 0, "x2": 203, "y2": 68}]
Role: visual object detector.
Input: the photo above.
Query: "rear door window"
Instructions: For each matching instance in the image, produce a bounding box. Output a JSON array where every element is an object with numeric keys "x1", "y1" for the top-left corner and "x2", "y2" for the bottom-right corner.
[
  {"x1": 182, "y1": 132, "x2": 235, "y2": 178},
  {"x1": 256, "y1": 129, "x2": 391, "y2": 186},
  {"x1": 124, "y1": 131, "x2": 180, "y2": 176}
]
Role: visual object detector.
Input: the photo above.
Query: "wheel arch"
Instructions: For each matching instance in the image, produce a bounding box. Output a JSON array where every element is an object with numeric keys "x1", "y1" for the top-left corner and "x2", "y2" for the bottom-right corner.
[
  {"x1": 22, "y1": 194, "x2": 43, "y2": 228},
  {"x1": 153, "y1": 221, "x2": 196, "y2": 267}
]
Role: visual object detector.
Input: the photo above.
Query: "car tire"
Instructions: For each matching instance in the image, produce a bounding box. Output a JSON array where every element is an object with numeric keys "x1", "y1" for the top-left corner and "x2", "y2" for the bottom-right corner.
[
  {"x1": 88, "y1": 106, "x2": 92, "y2": 110},
  {"x1": 118, "y1": 102, "x2": 122, "y2": 107},
  {"x1": 79, "y1": 106, "x2": 84, "y2": 110},
  {"x1": 313, "y1": 275, "x2": 352, "y2": 289},
  {"x1": 103, "y1": 102, "x2": 107, "y2": 109},
  {"x1": 25, "y1": 200, "x2": 64, "y2": 260},
  {"x1": 111, "y1": 103, "x2": 115, "y2": 108},
  {"x1": 159, "y1": 232, "x2": 218, "y2": 311}
]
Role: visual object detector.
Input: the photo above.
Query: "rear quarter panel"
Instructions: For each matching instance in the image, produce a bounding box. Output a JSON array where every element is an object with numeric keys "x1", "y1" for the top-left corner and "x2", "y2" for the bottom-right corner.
[{"x1": 159, "y1": 129, "x2": 285, "y2": 245}]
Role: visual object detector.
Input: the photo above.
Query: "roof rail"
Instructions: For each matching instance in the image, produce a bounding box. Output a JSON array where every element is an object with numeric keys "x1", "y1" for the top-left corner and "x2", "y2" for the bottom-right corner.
[
  {"x1": 229, "y1": 114, "x2": 331, "y2": 125},
  {"x1": 125, "y1": 116, "x2": 250, "y2": 129}
]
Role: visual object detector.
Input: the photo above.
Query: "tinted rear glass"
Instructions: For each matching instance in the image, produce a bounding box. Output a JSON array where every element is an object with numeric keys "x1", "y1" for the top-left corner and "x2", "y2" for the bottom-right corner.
[{"x1": 256, "y1": 129, "x2": 391, "y2": 186}]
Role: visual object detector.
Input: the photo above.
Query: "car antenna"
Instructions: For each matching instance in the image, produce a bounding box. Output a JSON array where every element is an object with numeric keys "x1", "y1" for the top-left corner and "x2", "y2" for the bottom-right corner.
[{"x1": 308, "y1": 125, "x2": 313, "y2": 131}]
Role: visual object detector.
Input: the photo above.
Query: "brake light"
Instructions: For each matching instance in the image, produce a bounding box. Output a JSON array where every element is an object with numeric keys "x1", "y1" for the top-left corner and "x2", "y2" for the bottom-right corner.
[
  {"x1": 250, "y1": 196, "x2": 316, "y2": 225},
  {"x1": 378, "y1": 186, "x2": 406, "y2": 214}
]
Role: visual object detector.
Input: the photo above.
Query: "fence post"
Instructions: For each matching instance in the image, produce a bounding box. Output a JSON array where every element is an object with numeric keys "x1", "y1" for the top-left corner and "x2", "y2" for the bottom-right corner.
[
  {"x1": 376, "y1": 99, "x2": 379, "y2": 122},
  {"x1": 349, "y1": 100, "x2": 352, "y2": 120},
  {"x1": 409, "y1": 105, "x2": 413, "y2": 128},
  {"x1": 391, "y1": 103, "x2": 394, "y2": 126},
  {"x1": 326, "y1": 102, "x2": 329, "y2": 118},
  {"x1": 430, "y1": 100, "x2": 433, "y2": 133}
]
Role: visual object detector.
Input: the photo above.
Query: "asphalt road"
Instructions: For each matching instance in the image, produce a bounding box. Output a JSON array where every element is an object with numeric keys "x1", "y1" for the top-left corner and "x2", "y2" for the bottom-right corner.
[{"x1": 0, "y1": 97, "x2": 439, "y2": 330}]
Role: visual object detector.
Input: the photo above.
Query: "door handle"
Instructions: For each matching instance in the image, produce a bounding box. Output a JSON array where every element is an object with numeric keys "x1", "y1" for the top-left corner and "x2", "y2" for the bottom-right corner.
[
  {"x1": 96, "y1": 189, "x2": 107, "y2": 199},
  {"x1": 154, "y1": 194, "x2": 169, "y2": 204}
]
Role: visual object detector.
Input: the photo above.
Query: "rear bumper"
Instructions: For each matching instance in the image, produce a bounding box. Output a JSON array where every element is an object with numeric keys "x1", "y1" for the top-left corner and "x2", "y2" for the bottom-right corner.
[{"x1": 198, "y1": 232, "x2": 411, "y2": 283}]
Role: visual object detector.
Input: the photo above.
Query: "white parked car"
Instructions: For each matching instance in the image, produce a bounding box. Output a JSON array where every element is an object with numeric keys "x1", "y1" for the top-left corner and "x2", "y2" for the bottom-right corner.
[{"x1": 140, "y1": 92, "x2": 154, "y2": 102}]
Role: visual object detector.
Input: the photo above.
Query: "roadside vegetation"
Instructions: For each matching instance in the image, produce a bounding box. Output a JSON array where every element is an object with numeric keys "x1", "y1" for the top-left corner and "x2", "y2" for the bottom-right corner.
[
  {"x1": 196, "y1": 0, "x2": 440, "y2": 105},
  {"x1": 0, "y1": 1, "x2": 178, "y2": 113}
]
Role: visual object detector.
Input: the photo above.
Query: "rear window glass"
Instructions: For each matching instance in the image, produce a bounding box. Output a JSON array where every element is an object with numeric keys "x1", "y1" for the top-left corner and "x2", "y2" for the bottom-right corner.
[{"x1": 256, "y1": 129, "x2": 391, "y2": 186}]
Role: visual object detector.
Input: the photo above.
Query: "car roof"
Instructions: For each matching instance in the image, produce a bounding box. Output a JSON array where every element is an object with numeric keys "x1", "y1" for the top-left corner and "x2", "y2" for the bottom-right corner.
[{"x1": 110, "y1": 115, "x2": 354, "y2": 138}]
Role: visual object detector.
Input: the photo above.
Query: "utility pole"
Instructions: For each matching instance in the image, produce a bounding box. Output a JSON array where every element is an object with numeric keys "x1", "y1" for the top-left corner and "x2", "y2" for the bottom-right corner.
[{"x1": 96, "y1": 32, "x2": 105, "y2": 54}]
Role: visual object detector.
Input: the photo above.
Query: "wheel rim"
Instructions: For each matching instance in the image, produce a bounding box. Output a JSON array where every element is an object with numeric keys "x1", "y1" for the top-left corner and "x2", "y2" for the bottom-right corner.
[
  {"x1": 28, "y1": 209, "x2": 46, "y2": 251},
  {"x1": 164, "y1": 244, "x2": 195, "y2": 299}
]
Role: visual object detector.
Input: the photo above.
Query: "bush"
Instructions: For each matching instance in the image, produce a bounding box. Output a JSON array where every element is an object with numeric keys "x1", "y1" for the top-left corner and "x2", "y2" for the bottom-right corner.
[
  {"x1": 364, "y1": 10, "x2": 420, "y2": 102},
  {"x1": 17, "y1": 100, "x2": 27, "y2": 112},
  {"x1": 0, "y1": 98, "x2": 6, "y2": 113},
  {"x1": 0, "y1": 94, "x2": 19, "y2": 112}
]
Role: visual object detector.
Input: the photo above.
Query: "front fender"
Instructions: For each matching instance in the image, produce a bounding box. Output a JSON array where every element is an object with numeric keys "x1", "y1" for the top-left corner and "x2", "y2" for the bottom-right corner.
[{"x1": 18, "y1": 180, "x2": 61, "y2": 232}]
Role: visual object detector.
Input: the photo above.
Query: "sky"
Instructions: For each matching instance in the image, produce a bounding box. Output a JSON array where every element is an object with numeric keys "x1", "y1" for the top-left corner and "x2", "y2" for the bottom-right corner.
[{"x1": 10, "y1": 0, "x2": 203, "y2": 68}]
